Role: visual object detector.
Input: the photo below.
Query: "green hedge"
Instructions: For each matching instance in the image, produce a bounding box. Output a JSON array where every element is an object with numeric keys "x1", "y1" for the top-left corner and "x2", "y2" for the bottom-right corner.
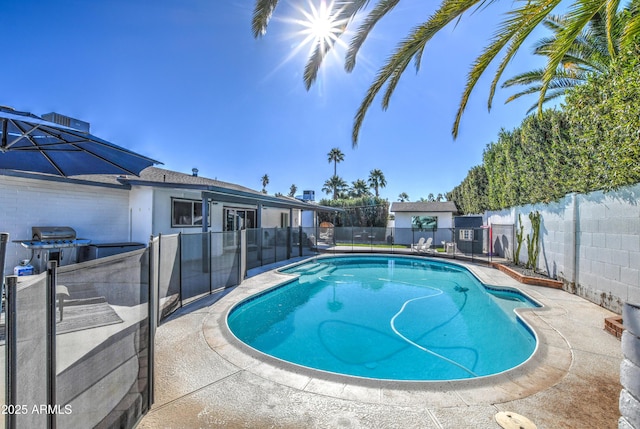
[{"x1": 448, "y1": 44, "x2": 640, "y2": 213}]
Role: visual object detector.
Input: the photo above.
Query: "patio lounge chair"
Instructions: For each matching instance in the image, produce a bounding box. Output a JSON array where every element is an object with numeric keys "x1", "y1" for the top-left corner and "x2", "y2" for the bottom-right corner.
[
  {"x1": 411, "y1": 237, "x2": 426, "y2": 252},
  {"x1": 418, "y1": 237, "x2": 433, "y2": 254}
]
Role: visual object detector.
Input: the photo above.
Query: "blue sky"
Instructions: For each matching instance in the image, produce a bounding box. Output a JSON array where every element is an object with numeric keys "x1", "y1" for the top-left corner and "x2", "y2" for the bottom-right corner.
[{"x1": 2, "y1": 0, "x2": 545, "y2": 202}]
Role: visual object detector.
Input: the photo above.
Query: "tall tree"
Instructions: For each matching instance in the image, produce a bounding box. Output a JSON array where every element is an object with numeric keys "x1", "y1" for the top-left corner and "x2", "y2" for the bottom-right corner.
[
  {"x1": 261, "y1": 174, "x2": 269, "y2": 194},
  {"x1": 349, "y1": 179, "x2": 372, "y2": 198},
  {"x1": 368, "y1": 169, "x2": 386, "y2": 197},
  {"x1": 327, "y1": 147, "x2": 345, "y2": 176},
  {"x1": 322, "y1": 175, "x2": 348, "y2": 200},
  {"x1": 398, "y1": 192, "x2": 409, "y2": 202},
  {"x1": 288, "y1": 184, "x2": 297, "y2": 198},
  {"x1": 252, "y1": 0, "x2": 640, "y2": 143}
]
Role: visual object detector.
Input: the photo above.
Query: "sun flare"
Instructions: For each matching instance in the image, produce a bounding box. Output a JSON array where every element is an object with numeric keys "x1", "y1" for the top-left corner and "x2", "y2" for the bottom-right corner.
[
  {"x1": 296, "y1": 0, "x2": 348, "y2": 53},
  {"x1": 264, "y1": 0, "x2": 353, "y2": 85}
]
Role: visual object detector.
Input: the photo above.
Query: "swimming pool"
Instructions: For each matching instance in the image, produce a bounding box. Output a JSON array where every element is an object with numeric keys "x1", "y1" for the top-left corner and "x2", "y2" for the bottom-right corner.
[{"x1": 227, "y1": 255, "x2": 539, "y2": 381}]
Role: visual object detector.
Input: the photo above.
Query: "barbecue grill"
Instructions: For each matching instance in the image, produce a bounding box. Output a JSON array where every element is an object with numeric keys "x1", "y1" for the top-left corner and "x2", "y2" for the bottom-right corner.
[{"x1": 17, "y1": 226, "x2": 90, "y2": 273}]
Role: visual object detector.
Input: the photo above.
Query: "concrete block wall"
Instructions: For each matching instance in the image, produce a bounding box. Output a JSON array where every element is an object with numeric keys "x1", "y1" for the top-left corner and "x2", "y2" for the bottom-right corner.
[
  {"x1": 0, "y1": 174, "x2": 130, "y2": 275},
  {"x1": 486, "y1": 183, "x2": 640, "y2": 314},
  {"x1": 485, "y1": 195, "x2": 574, "y2": 282},
  {"x1": 620, "y1": 303, "x2": 640, "y2": 429},
  {"x1": 576, "y1": 186, "x2": 640, "y2": 312}
]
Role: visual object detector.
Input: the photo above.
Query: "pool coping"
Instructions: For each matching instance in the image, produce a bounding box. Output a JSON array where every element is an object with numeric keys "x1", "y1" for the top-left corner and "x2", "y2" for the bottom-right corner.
[{"x1": 202, "y1": 254, "x2": 573, "y2": 407}]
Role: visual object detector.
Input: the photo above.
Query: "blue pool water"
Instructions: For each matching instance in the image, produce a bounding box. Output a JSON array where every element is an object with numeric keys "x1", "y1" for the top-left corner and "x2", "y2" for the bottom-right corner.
[{"x1": 227, "y1": 255, "x2": 539, "y2": 381}]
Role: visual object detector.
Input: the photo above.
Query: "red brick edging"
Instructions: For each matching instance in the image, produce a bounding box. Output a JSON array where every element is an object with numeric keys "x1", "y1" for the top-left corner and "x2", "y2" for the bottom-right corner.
[
  {"x1": 492, "y1": 263, "x2": 624, "y2": 340},
  {"x1": 604, "y1": 316, "x2": 624, "y2": 339},
  {"x1": 491, "y1": 262, "x2": 564, "y2": 289}
]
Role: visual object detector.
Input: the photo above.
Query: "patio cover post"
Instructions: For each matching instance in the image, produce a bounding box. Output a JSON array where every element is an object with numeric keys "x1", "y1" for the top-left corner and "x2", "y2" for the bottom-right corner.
[
  {"x1": 257, "y1": 204, "x2": 263, "y2": 264},
  {"x1": 199, "y1": 197, "x2": 211, "y2": 277},
  {"x1": 201, "y1": 196, "x2": 209, "y2": 233},
  {"x1": 287, "y1": 208, "x2": 293, "y2": 259},
  {"x1": 240, "y1": 229, "x2": 247, "y2": 281}
]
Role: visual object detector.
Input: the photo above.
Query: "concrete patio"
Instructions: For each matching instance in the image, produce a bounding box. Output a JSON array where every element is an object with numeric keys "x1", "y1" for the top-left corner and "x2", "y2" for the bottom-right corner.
[{"x1": 139, "y1": 257, "x2": 622, "y2": 429}]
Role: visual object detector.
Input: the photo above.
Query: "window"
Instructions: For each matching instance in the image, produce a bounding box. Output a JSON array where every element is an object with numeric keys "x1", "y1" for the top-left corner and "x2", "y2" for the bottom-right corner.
[
  {"x1": 411, "y1": 215, "x2": 437, "y2": 230},
  {"x1": 459, "y1": 229, "x2": 474, "y2": 241},
  {"x1": 280, "y1": 212, "x2": 289, "y2": 228},
  {"x1": 223, "y1": 208, "x2": 256, "y2": 231},
  {"x1": 172, "y1": 198, "x2": 209, "y2": 227}
]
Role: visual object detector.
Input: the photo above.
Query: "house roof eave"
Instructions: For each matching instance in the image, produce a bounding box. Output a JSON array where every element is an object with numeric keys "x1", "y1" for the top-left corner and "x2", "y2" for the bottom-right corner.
[{"x1": 202, "y1": 188, "x2": 342, "y2": 212}]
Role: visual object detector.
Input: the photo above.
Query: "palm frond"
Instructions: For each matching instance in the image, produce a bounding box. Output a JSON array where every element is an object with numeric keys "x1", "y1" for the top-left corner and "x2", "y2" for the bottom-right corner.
[
  {"x1": 252, "y1": 0, "x2": 280, "y2": 37},
  {"x1": 532, "y1": 35, "x2": 559, "y2": 55},
  {"x1": 452, "y1": 0, "x2": 561, "y2": 138},
  {"x1": 522, "y1": 89, "x2": 567, "y2": 114},
  {"x1": 302, "y1": 1, "x2": 369, "y2": 89},
  {"x1": 539, "y1": 0, "x2": 607, "y2": 111},
  {"x1": 502, "y1": 7, "x2": 629, "y2": 112},
  {"x1": 487, "y1": 0, "x2": 563, "y2": 112},
  {"x1": 345, "y1": 0, "x2": 400, "y2": 72},
  {"x1": 352, "y1": 0, "x2": 487, "y2": 145},
  {"x1": 502, "y1": 69, "x2": 547, "y2": 87},
  {"x1": 621, "y1": 9, "x2": 640, "y2": 46},
  {"x1": 304, "y1": 42, "x2": 331, "y2": 89},
  {"x1": 606, "y1": 0, "x2": 622, "y2": 56}
]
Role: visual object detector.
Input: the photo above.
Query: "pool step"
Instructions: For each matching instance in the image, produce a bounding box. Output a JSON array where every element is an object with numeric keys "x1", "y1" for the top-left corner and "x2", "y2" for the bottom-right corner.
[
  {"x1": 299, "y1": 263, "x2": 332, "y2": 275},
  {"x1": 297, "y1": 265, "x2": 337, "y2": 284}
]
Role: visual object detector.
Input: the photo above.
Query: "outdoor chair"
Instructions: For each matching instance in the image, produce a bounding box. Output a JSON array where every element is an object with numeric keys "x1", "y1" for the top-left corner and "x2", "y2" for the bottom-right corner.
[
  {"x1": 418, "y1": 237, "x2": 433, "y2": 254},
  {"x1": 411, "y1": 237, "x2": 426, "y2": 252}
]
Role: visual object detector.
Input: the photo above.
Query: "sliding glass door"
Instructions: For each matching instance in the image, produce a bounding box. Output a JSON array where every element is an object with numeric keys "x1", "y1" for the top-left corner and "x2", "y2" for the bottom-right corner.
[{"x1": 223, "y1": 208, "x2": 256, "y2": 247}]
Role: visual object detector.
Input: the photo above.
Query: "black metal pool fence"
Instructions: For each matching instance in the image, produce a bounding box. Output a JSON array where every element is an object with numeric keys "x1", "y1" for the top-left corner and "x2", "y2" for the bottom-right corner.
[
  {"x1": 153, "y1": 226, "x2": 512, "y2": 322},
  {"x1": 0, "y1": 225, "x2": 511, "y2": 428}
]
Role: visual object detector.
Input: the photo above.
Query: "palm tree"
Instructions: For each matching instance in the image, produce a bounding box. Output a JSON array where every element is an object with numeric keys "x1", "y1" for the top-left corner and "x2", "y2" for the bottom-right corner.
[
  {"x1": 322, "y1": 175, "x2": 348, "y2": 200},
  {"x1": 349, "y1": 179, "x2": 371, "y2": 198},
  {"x1": 436, "y1": 193, "x2": 444, "y2": 202},
  {"x1": 368, "y1": 169, "x2": 386, "y2": 197},
  {"x1": 261, "y1": 174, "x2": 269, "y2": 194},
  {"x1": 327, "y1": 148, "x2": 345, "y2": 176},
  {"x1": 398, "y1": 192, "x2": 409, "y2": 202},
  {"x1": 288, "y1": 184, "x2": 297, "y2": 198},
  {"x1": 253, "y1": 0, "x2": 640, "y2": 143},
  {"x1": 502, "y1": 12, "x2": 624, "y2": 112}
]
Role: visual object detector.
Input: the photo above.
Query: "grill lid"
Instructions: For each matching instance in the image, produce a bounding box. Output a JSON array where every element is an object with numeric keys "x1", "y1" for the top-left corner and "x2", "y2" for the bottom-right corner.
[{"x1": 32, "y1": 226, "x2": 76, "y2": 241}]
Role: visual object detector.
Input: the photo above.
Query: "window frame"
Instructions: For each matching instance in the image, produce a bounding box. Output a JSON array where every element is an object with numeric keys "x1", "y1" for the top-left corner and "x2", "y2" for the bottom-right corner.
[
  {"x1": 171, "y1": 197, "x2": 210, "y2": 228},
  {"x1": 223, "y1": 207, "x2": 257, "y2": 231},
  {"x1": 459, "y1": 229, "x2": 474, "y2": 241}
]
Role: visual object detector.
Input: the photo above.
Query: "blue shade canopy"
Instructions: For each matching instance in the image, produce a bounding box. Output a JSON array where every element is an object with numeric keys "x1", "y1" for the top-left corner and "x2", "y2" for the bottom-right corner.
[{"x1": 0, "y1": 107, "x2": 161, "y2": 177}]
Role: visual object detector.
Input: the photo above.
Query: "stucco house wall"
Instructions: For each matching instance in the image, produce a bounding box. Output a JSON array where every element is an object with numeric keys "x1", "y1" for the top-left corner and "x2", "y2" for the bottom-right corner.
[
  {"x1": 260, "y1": 207, "x2": 302, "y2": 228},
  {"x1": 390, "y1": 201, "x2": 460, "y2": 247},
  {"x1": 0, "y1": 173, "x2": 130, "y2": 274},
  {"x1": 393, "y1": 211, "x2": 455, "y2": 229},
  {"x1": 148, "y1": 187, "x2": 218, "y2": 235},
  {"x1": 2, "y1": 167, "x2": 327, "y2": 275}
]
